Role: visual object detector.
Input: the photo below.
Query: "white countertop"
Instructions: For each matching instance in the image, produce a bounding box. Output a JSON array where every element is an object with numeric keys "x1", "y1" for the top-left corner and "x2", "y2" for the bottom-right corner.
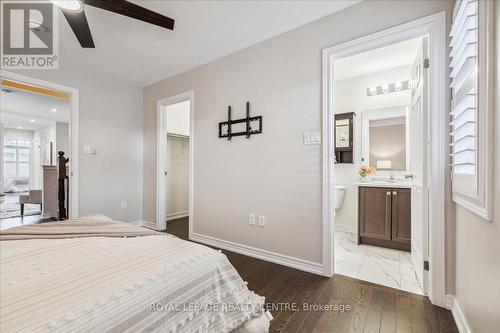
[{"x1": 354, "y1": 181, "x2": 412, "y2": 188}]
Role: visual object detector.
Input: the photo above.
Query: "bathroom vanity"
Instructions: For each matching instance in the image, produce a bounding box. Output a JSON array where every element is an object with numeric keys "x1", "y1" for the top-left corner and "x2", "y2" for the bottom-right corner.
[{"x1": 356, "y1": 183, "x2": 411, "y2": 251}]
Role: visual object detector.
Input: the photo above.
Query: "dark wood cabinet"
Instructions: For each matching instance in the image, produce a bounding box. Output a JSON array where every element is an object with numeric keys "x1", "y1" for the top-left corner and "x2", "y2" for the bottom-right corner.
[
  {"x1": 358, "y1": 186, "x2": 411, "y2": 251},
  {"x1": 334, "y1": 112, "x2": 354, "y2": 164}
]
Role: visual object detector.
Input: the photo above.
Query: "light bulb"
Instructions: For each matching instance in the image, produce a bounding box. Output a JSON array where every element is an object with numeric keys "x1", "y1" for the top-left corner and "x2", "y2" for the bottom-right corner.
[{"x1": 50, "y1": 0, "x2": 83, "y2": 12}]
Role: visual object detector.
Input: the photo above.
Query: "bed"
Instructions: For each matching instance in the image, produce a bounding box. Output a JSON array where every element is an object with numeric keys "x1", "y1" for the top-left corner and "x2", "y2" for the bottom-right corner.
[{"x1": 0, "y1": 215, "x2": 270, "y2": 333}]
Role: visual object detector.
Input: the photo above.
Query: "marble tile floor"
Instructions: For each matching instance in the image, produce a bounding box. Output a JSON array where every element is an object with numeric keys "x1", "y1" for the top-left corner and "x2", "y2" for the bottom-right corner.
[{"x1": 334, "y1": 231, "x2": 423, "y2": 295}]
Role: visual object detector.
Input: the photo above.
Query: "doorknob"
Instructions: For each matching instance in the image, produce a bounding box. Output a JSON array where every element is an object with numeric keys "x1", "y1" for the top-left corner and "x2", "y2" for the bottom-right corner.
[{"x1": 164, "y1": 171, "x2": 168, "y2": 176}]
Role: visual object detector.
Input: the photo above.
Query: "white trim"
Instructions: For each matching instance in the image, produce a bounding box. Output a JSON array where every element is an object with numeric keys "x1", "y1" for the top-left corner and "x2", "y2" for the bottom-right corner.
[
  {"x1": 156, "y1": 91, "x2": 194, "y2": 231},
  {"x1": 166, "y1": 211, "x2": 189, "y2": 221},
  {"x1": 445, "y1": 295, "x2": 472, "y2": 333},
  {"x1": 334, "y1": 223, "x2": 357, "y2": 234},
  {"x1": 139, "y1": 220, "x2": 156, "y2": 230},
  {"x1": 129, "y1": 220, "x2": 144, "y2": 227},
  {"x1": 191, "y1": 232, "x2": 323, "y2": 275},
  {"x1": 444, "y1": 294, "x2": 454, "y2": 309},
  {"x1": 1, "y1": 70, "x2": 79, "y2": 219},
  {"x1": 322, "y1": 12, "x2": 447, "y2": 306},
  {"x1": 451, "y1": 0, "x2": 494, "y2": 221}
]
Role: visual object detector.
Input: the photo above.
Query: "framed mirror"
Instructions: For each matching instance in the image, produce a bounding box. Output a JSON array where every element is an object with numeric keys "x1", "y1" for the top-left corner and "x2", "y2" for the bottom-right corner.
[{"x1": 361, "y1": 106, "x2": 409, "y2": 173}]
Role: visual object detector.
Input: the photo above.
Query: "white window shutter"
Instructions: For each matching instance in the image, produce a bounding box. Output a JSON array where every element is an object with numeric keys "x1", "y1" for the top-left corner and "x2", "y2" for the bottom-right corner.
[
  {"x1": 449, "y1": 0, "x2": 494, "y2": 221},
  {"x1": 449, "y1": 0, "x2": 477, "y2": 191}
]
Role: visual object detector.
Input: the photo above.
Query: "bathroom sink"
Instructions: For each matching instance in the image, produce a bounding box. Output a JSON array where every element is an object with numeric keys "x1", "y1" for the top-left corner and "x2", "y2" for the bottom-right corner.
[{"x1": 354, "y1": 180, "x2": 412, "y2": 188}]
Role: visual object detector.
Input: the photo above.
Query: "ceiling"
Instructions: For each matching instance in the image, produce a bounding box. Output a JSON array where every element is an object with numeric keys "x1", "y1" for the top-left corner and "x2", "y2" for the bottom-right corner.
[
  {"x1": 54, "y1": 0, "x2": 359, "y2": 86},
  {"x1": 334, "y1": 37, "x2": 422, "y2": 80},
  {"x1": 0, "y1": 88, "x2": 69, "y2": 131}
]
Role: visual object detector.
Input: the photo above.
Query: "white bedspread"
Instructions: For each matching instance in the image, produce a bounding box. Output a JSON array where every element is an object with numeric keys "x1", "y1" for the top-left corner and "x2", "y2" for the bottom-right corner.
[{"x1": 0, "y1": 231, "x2": 267, "y2": 332}]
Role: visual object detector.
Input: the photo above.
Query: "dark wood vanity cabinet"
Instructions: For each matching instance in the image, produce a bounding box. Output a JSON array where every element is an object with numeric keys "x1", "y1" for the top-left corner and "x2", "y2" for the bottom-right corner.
[{"x1": 358, "y1": 187, "x2": 411, "y2": 251}]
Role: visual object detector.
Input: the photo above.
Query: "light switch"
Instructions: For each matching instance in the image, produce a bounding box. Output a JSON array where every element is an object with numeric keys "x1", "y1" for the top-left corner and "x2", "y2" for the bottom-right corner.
[
  {"x1": 83, "y1": 145, "x2": 96, "y2": 155},
  {"x1": 303, "y1": 131, "x2": 321, "y2": 145}
]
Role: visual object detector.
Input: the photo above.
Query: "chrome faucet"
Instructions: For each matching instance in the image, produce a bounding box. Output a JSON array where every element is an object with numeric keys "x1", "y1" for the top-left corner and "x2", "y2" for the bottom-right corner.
[{"x1": 388, "y1": 172, "x2": 396, "y2": 183}]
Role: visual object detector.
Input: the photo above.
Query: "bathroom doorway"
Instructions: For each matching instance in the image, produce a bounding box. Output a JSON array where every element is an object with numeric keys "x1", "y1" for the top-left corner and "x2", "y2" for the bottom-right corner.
[
  {"x1": 332, "y1": 37, "x2": 425, "y2": 295},
  {"x1": 322, "y1": 13, "x2": 448, "y2": 306}
]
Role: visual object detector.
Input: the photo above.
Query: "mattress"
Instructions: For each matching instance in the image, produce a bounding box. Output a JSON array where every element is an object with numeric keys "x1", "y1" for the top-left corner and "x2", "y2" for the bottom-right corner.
[{"x1": 0, "y1": 217, "x2": 269, "y2": 333}]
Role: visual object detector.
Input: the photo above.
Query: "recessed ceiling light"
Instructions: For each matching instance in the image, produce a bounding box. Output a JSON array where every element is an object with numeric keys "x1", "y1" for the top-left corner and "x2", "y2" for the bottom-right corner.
[
  {"x1": 30, "y1": 119, "x2": 35, "y2": 122},
  {"x1": 51, "y1": 108, "x2": 57, "y2": 112}
]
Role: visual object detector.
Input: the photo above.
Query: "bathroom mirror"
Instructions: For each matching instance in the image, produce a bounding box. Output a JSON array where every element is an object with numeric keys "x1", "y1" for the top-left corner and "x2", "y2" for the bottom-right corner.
[{"x1": 361, "y1": 106, "x2": 409, "y2": 172}]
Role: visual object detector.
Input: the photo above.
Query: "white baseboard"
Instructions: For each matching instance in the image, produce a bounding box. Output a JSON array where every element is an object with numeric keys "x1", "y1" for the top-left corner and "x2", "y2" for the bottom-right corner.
[
  {"x1": 334, "y1": 223, "x2": 357, "y2": 234},
  {"x1": 445, "y1": 294, "x2": 472, "y2": 333},
  {"x1": 133, "y1": 220, "x2": 156, "y2": 230},
  {"x1": 129, "y1": 220, "x2": 144, "y2": 227},
  {"x1": 444, "y1": 294, "x2": 454, "y2": 309},
  {"x1": 190, "y1": 232, "x2": 323, "y2": 275},
  {"x1": 167, "y1": 211, "x2": 189, "y2": 221}
]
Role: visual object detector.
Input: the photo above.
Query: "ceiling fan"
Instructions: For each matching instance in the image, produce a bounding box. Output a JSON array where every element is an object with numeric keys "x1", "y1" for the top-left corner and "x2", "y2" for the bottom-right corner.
[{"x1": 51, "y1": 0, "x2": 175, "y2": 48}]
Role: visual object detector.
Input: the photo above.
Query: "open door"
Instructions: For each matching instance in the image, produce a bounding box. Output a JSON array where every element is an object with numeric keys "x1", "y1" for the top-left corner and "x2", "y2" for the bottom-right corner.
[{"x1": 408, "y1": 37, "x2": 429, "y2": 293}]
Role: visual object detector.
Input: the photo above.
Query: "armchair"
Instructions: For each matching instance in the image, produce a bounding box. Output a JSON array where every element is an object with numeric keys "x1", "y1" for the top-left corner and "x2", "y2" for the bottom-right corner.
[{"x1": 19, "y1": 190, "x2": 42, "y2": 216}]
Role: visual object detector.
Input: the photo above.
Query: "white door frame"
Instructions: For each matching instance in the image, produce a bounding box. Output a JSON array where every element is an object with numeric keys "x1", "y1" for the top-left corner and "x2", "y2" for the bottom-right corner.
[
  {"x1": 1, "y1": 70, "x2": 80, "y2": 219},
  {"x1": 322, "y1": 12, "x2": 447, "y2": 307},
  {"x1": 156, "y1": 91, "x2": 194, "y2": 231}
]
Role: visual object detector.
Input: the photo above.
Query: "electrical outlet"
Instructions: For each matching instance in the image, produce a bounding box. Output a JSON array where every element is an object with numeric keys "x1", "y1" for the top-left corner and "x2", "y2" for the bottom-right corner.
[
  {"x1": 258, "y1": 215, "x2": 266, "y2": 227},
  {"x1": 248, "y1": 213, "x2": 256, "y2": 225},
  {"x1": 120, "y1": 201, "x2": 127, "y2": 210}
]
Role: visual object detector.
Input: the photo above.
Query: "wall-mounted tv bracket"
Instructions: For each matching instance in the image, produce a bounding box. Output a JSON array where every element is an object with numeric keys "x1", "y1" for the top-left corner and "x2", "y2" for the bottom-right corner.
[{"x1": 218, "y1": 101, "x2": 262, "y2": 141}]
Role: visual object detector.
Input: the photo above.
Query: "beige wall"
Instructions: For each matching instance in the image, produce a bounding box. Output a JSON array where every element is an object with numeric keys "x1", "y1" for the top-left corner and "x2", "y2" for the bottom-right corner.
[
  {"x1": 143, "y1": 0, "x2": 453, "y2": 264},
  {"x1": 11, "y1": 68, "x2": 143, "y2": 222},
  {"x1": 452, "y1": 2, "x2": 500, "y2": 332}
]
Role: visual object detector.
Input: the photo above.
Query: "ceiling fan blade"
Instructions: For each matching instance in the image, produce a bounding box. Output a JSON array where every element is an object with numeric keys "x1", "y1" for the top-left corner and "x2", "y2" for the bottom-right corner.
[
  {"x1": 61, "y1": 9, "x2": 95, "y2": 48},
  {"x1": 83, "y1": 0, "x2": 175, "y2": 30}
]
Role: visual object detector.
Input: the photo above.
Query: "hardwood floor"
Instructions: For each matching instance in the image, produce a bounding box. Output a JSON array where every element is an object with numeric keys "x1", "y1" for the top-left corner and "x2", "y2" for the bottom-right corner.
[{"x1": 166, "y1": 217, "x2": 458, "y2": 333}]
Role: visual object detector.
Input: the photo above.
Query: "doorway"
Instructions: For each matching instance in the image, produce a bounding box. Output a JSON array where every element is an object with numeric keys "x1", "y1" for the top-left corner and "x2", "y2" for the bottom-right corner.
[
  {"x1": 331, "y1": 36, "x2": 426, "y2": 295},
  {"x1": 322, "y1": 13, "x2": 447, "y2": 307},
  {"x1": 156, "y1": 92, "x2": 193, "y2": 232},
  {"x1": 0, "y1": 71, "x2": 79, "y2": 228}
]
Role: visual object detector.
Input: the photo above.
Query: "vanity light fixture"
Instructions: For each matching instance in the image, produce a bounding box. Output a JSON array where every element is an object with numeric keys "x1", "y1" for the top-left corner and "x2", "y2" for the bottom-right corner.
[
  {"x1": 376, "y1": 160, "x2": 392, "y2": 170},
  {"x1": 366, "y1": 80, "x2": 410, "y2": 96}
]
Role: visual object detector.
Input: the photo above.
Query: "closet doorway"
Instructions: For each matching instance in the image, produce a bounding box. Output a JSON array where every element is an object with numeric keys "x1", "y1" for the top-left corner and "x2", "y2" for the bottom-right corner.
[{"x1": 156, "y1": 92, "x2": 193, "y2": 232}]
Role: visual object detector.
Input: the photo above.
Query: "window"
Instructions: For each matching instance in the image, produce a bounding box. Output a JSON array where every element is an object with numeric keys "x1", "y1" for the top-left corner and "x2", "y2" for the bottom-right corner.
[
  {"x1": 3, "y1": 138, "x2": 31, "y2": 183},
  {"x1": 449, "y1": 0, "x2": 494, "y2": 220}
]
